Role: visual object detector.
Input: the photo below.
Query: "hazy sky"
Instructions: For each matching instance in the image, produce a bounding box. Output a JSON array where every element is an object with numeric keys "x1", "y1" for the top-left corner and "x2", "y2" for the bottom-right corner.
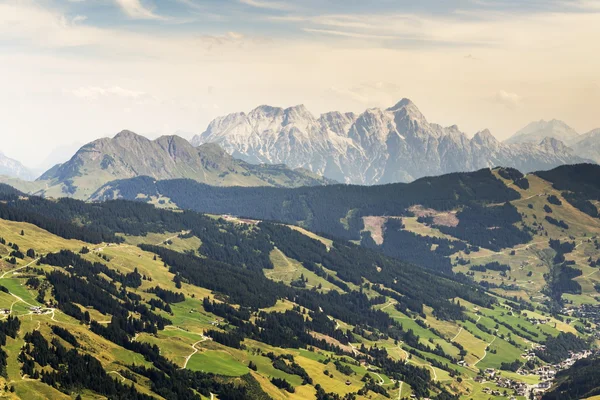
[{"x1": 1, "y1": 0, "x2": 599, "y2": 168}]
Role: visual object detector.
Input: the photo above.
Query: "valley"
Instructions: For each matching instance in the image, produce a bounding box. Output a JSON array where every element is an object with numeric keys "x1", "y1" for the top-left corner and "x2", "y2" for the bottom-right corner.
[{"x1": 0, "y1": 164, "x2": 597, "y2": 399}]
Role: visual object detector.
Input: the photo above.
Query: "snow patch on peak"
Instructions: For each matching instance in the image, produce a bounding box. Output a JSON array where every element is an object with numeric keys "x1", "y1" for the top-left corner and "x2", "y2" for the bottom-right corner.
[{"x1": 192, "y1": 101, "x2": 588, "y2": 185}]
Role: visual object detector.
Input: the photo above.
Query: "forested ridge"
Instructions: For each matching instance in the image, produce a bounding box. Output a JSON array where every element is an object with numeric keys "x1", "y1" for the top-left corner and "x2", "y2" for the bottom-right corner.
[
  {"x1": 91, "y1": 168, "x2": 521, "y2": 240},
  {"x1": 0, "y1": 165, "x2": 597, "y2": 399},
  {"x1": 535, "y1": 163, "x2": 600, "y2": 218},
  {"x1": 542, "y1": 356, "x2": 600, "y2": 400},
  {"x1": 0, "y1": 185, "x2": 485, "y2": 399}
]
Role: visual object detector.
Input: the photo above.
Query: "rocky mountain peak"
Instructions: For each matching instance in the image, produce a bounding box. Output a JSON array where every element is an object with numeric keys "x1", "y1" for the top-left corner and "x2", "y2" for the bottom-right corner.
[
  {"x1": 30, "y1": 130, "x2": 331, "y2": 199},
  {"x1": 192, "y1": 100, "x2": 588, "y2": 185},
  {"x1": 387, "y1": 98, "x2": 428, "y2": 132},
  {"x1": 387, "y1": 98, "x2": 415, "y2": 111},
  {"x1": 506, "y1": 119, "x2": 580, "y2": 144},
  {"x1": 473, "y1": 129, "x2": 498, "y2": 145},
  {"x1": 113, "y1": 130, "x2": 143, "y2": 141},
  {"x1": 538, "y1": 137, "x2": 569, "y2": 153},
  {"x1": 249, "y1": 105, "x2": 283, "y2": 118},
  {"x1": 282, "y1": 104, "x2": 316, "y2": 127}
]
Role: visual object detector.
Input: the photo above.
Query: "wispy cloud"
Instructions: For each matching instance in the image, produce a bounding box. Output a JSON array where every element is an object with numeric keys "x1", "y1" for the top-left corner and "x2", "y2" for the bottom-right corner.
[
  {"x1": 304, "y1": 28, "x2": 396, "y2": 40},
  {"x1": 239, "y1": 0, "x2": 292, "y2": 11},
  {"x1": 69, "y1": 86, "x2": 149, "y2": 100},
  {"x1": 114, "y1": 0, "x2": 165, "y2": 20},
  {"x1": 491, "y1": 90, "x2": 523, "y2": 110}
]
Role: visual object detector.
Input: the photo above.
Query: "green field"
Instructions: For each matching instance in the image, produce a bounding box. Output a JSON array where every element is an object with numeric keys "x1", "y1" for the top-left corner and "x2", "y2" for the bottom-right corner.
[{"x1": 187, "y1": 350, "x2": 250, "y2": 376}]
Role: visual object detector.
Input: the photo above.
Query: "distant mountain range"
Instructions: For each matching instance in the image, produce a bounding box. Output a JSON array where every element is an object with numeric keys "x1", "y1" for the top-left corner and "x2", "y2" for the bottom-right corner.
[
  {"x1": 505, "y1": 119, "x2": 581, "y2": 145},
  {"x1": 2, "y1": 131, "x2": 331, "y2": 200},
  {"x1": 1, "y1": 100, "x2": 598, "y2": 198},
  {"x1": 0, "y1": 152, "x2": 35, "y2": 180},
  {"x1": 191, "y1": 99, "x2": 590, "y2": 185},
  {"x1": 570, "y1": 129, "x2": 600, "y2": 164},
  {"x1": 506, "y1": 119, "x2": 600, "y2": 163}
]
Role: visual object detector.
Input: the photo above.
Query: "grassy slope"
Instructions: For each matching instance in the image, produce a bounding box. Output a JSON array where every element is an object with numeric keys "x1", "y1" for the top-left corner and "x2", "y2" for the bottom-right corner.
[
  {"x1": 1, "y1": 169, "x2": 597, "y2": 400},
  {"x1": 0, "y1": 220, "x2": 397, "y2": 400}
]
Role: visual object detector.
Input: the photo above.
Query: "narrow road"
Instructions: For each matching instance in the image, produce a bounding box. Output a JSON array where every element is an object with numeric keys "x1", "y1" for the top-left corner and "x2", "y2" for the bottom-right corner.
[{"x1": 397, "y1": 381, "x2": 403, "y2": 400}]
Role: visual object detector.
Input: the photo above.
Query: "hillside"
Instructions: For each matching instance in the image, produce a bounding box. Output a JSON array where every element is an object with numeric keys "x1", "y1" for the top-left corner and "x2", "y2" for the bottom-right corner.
[
  {"x1": 0, "y1": 181, "x2": 596, "y2": 399},
  {"x1": 90, "y1": 164, "x2": 600, "y2": 307},
  {"x1": 191, "y1": 99, "x2": 587, "y2": 185},
  {"x1": 542, "y1": 356, "x2": 600, "y2": 399},
  {"x1": 3, "y1": 131, "x2": 331, "y2": 200},
  {"x1": 91, "y1": 167, "x2": 523, "y2": 241}
]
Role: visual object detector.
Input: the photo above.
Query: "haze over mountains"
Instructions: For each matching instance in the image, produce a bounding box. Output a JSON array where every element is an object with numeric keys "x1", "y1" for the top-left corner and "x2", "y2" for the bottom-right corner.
[
  {"x1": 505, "y1": 119, "x2": 581, "y2": 145},
  {"x1": 506, "y1": 119, "x2": 600, "y2": 164},
  {"x1": 1, "y1": 98, "x2": 598, "y2": 199},
  {"x1": 192, "y1": 99, "x2": 591, "y2": 185},
  {"x1": 3, "y1": 130, "x2": 330, "y2": 200},
  {"x1": 0, "y1": 152, "x2": 36, "y2": 181}
]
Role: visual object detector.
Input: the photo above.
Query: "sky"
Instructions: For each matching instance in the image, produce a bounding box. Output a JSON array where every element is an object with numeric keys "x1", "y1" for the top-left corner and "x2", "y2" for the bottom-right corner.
[{"x1": 1, "y1": 0, "x2": 599, "y2": 170}]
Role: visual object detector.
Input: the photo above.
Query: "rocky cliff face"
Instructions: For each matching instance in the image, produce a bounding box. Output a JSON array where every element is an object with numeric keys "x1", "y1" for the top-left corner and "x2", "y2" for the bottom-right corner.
[{"x1": 192, "y1": 99, "x2": 587, "y2": 184}]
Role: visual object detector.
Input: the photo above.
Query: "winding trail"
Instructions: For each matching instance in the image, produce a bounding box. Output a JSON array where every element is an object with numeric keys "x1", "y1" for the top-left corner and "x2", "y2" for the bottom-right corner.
[
  {"x1": 397, "y1": 344, "x2": 409, "y2": 360},
  {"x1": 451, "y1": 326, "x2": 463, "y2": 342},
  {"x1": 157, "y1": 232, "x2": 189, "y2": 246},
  {"x1": 473, "y1": 337, "x2": 497, "y2": 367},
  {"x1": 1, "y1": 258, "x2": 40, "y2": 279},
  {"x1": 371, "y1": 371, "x2": 385, "y2": 385},
  {"x1": 398, "y1": 344, "x2": 437, "y2": 381},
  {"x1": 108, "y1": 371, "x2": 127, "y2": 383},
  {"x1": 182, "y1": 336, "x2": 208, "y2": 369}
]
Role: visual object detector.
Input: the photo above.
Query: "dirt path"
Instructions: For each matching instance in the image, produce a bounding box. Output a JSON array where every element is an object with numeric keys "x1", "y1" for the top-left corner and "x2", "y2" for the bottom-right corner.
[
  {"x1": 397, "y1": 344, "x2": 409, "y2": 360},
  {"x1": 108, "y1": 371, "x2": 127, "y2": 382},
  {"x1": 157, "y1": 232, "x2": 189, "y2": 246},
  {"x1": 473, "y1": 337, "x2": 497, "y2": 367},
  {"x1": 182, "y1": 336, "x2": 208, "y2": 369},
  {"x1": 397, "y1": 343, "x2": 437, "y2": 381},
  {"x1": 451, "y1": 326, "x2": 463, "y2": 341},
  {"x1": 371, "y1": 371, "x2": 385, "y2": 385},
  {"x1": 1, "y1": 258, "x2": 40, "y2": 279}
]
